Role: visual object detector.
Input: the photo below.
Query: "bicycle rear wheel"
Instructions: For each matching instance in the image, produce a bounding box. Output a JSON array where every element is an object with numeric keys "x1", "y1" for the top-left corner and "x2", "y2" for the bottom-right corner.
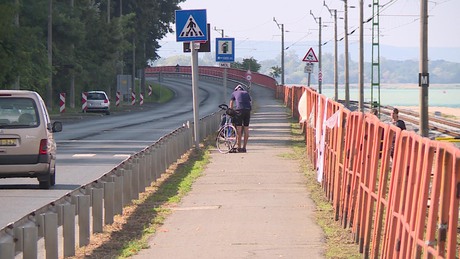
[{"x1": 216, "y1": 124, "x2": 237, "y2": 153}]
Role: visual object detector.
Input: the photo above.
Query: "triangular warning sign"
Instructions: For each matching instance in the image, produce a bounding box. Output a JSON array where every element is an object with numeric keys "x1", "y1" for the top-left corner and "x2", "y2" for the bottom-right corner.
[
  {"x1": 180, "y1": 15, "x2": 205, "y2": 38},
  {"x1": 302, "y1": 47, "x2": 318, "y2": 62}
]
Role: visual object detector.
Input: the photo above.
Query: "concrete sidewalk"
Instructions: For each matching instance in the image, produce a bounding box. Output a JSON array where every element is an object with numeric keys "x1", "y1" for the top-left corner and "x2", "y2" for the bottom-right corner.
[{"x1": 134, "y1": 86, "x2": 325, "y2": 258}]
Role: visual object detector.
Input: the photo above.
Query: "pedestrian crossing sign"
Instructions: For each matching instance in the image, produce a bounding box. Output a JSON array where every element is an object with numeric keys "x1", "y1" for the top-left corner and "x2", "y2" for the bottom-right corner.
[{"x1": 175, "y1": 9, "x2": 207, "y2": 42}]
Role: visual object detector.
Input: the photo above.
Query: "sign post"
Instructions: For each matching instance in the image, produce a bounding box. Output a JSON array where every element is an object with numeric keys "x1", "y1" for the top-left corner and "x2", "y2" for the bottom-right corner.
[
  {"x1": 176, "y1": 9, "x2": 207, "y2": 149},
  {"x1": 302, "y1": 47, "x2": 319, "y2": 87},
  {"x1": 216, "y1": 38, "x2": 235, "y2": 103}
]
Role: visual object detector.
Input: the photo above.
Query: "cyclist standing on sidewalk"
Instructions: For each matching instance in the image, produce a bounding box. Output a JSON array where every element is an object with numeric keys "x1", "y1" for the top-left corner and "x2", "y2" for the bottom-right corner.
[{"x1": 229, "y1": 84, "x2": 252, "y2": 153}]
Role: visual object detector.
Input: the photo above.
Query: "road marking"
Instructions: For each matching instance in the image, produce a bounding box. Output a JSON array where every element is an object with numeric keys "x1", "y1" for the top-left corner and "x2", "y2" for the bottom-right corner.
[
  {"x1": 72, "y1": 154, "x2": 96, "y2": 157},
  {"x1": 113, "y1": 154, "x2": 131, "y2": 158}
]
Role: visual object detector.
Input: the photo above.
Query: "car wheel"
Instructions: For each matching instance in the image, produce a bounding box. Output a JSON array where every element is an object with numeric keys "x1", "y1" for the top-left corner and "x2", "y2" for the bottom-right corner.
[
  {"x1": 38, "y1": 167, "x2": 53, "y2": 189},
  {"x1": 39, "y1": 175, "x2": 51, "y2": 189},
  {"x1": 50, "y1": 165, "x2": 56, "y2": 186},
  {"x1": 105, "y1": 110, "x2": 110, "y2": 115}
]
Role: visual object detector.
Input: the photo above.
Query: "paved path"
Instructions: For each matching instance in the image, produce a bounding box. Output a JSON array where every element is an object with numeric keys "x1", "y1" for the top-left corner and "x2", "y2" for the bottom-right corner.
[{"x1": 133, "y1": 85, "x2": 325, "y2": 258}]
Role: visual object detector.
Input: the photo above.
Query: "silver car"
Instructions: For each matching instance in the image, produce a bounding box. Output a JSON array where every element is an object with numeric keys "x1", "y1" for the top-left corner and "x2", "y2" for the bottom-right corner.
[
  {"x1": 0, "y1": 90, "x2": 62, "y2": 189},
  {"x1": 85, "y1": 91, "x2": 110, "y2": 115}
]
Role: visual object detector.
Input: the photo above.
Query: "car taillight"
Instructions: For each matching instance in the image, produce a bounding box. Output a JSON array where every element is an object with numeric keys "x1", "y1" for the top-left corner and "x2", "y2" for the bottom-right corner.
[
  {"x1": 39, "y1": 139, "x2": 48, "y2": 155},
  {"x1": 104, "y1": 99, "x2": 108, "y2": 103}
]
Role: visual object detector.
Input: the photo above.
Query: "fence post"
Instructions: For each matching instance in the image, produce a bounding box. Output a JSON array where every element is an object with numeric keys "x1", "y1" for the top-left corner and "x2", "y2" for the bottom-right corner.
[
  {"x1": 22, "y1": 226, "x2": 38, "y2": 259},
  {"x1": 62, "y1": 203, "x2": 76, "y2": 257},
  {"x1": 113, "y1": 174, "x2": 123, "y2": 215},
  {"x1": 132, "y1": 157, "x2": 140, "y2": 200},
  {"x1": 123, "y1": 168, "x2": 132, "y2": 206},
  {"x1": 92, "y1": 188, "x2": 103, "y2": 233},
  {"x1": 43, "y1": 212, "x2": 58, "y2": 259},
  {"x1": 0, "y1": 242, "x2": 14, "y2": 259},
  {"x1": 78, "y1": 195, "x2": 91, "y2": 247},
  {"x1": 104, "y1": 181, "x2": 115, "y2": 225}
]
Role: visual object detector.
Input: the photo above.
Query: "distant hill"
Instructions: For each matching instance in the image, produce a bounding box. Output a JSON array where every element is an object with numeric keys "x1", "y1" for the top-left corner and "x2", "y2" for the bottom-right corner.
[{"x1": 155, "y1": 40, "x2": 460, "y2": 85}]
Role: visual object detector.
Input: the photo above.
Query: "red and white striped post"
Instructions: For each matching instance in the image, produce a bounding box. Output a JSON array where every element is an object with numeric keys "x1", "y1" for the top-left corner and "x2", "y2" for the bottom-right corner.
[
  {"x1": 116, "y1": 91, "x2": 121, "y2": 107},
  {"x1": 131, "y1": 91, "x2": 136, "y2": 105},
  {"x1": 81, "y1": 92, "x2": 88, "y2": 112},
  {"x1": 59, "y1": 93, "x2": 66, "y2": 113},
  {"x1": 148, "y1": 84, "x2": 152, "y2": 96},
  {"x1": 140, "y1": 92, "x2": 144, "y2": 105}
]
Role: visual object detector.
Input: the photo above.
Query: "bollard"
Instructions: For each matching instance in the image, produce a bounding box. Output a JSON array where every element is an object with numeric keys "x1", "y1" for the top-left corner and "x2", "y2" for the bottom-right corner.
[
  {"x1": 22, "y1": 226, "x2": 38, "y2": 259},
  {"x1": 92, "y1": 188, "x2": 104, "y2": 233},
  {"x1": 63, "y1": 204, "x2": 76, "y2": 257},
  {"x1": 103, "y1": 181, "x2": 115, "y2": 225},
  {"x1": 0, "y1": 242, "x2": 14, "y2": 259},
  {"x1": 77, "y1": 195, "x2": 91, "y2": 247},
  {"x1": 43, "y1": 212, "x2": 58, "y2": 259}
]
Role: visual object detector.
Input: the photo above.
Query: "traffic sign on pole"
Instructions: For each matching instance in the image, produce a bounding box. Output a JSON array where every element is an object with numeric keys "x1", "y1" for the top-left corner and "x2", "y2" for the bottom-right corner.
[
  {"x1": 175, "y1": 9, "x2": 207, "y2": 42},
  {"x1": 302, "y1": 47, "x2": 318, "y2": 62},
  {"x1": 215, "y1": 38, "x2": 235, "y2": 62}
]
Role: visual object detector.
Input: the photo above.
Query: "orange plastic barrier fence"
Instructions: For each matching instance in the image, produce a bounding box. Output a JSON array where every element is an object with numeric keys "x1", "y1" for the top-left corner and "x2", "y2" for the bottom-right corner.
[{"x1": 278, "y1": 85, "x2": 460, "y2": 259}]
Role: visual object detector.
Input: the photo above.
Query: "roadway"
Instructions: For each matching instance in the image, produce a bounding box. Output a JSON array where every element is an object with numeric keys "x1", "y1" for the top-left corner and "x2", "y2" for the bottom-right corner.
[{"x1": 0, "y1": 77, "x2": 237, "y2": 229}]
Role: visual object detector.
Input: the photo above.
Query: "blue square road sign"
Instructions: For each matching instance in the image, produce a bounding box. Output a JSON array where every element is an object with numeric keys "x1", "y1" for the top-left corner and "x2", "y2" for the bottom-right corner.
[
  {"x1": 216, "y1": 38, "x2": 235, "y2": 62},
  {"x1": 175, "y1": 9, "x2": 207, "y2": 42}
]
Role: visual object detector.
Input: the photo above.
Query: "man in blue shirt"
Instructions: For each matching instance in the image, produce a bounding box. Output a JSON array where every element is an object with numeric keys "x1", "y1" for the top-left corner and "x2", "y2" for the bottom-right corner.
[{"x1": 229, "y1": 84, "x2": 252, "y2": 153}]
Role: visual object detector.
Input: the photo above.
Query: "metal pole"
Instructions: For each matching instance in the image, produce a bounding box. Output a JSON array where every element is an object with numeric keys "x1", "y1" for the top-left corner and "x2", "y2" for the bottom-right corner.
[
  {"x1": 420, "y1": 0, "x2": 429, "y2": 137},
  {"x1": 281, "y1": 24, "x2": 285, "y2": 86},
  {"x1": 191, "y1": 43, "x2": 200, "y2": 149},
  {"x1": 333, "y1": 9, "x2": 338, "y2": 101},
  {"x1": 318, "y1": 17, "x2": 322, "y2": 94},
  {"x1": 344, "y1": 0, "x2": 350, "y2": 107},
  {"x1": 47, "y1": 0, "x2": 53, "y2": 109},
  {"x1": 358, "y1": 0, "x2": 364, "y2": 112}
]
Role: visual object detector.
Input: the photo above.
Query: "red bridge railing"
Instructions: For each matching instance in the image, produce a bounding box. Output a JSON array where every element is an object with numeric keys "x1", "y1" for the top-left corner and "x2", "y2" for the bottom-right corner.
[{"x1": 145, "y1": 66, "x2": 277, "y2": 90}]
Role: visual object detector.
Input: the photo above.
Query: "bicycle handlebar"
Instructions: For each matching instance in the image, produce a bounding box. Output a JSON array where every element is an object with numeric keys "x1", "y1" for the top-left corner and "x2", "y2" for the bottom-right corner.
[{"x1": 218, "y1": 104, "x2": 229, "y2": 110}]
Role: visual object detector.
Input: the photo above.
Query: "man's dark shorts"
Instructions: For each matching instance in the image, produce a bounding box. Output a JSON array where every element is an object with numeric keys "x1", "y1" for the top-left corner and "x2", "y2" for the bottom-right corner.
[{"x1": 234, "y1": 109, "x2": 251, "y2": 127}]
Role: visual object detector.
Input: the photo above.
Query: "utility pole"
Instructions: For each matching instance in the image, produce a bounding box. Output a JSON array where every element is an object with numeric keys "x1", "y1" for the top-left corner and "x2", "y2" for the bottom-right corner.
[
  {"x1": 14, "y1": 0, "x2": 20, "y2": 90},
  {"x1": 214, "y1": 27, "x2": 228, "y2": 103},
  {"x1": 324, "y1": 2, "x2": 338, "y2": 101},
  {"x1": 420, "y1": 0, "x2": 429, "y2": 137},
  {"x1": 343, "y1": 0, "x2": 350, "y2": 107},
  {"x1": 310, "y1": 11, "x2": 323, "y2": 94},
  {"x1": 358, "y1": 0, "x2": 364, "y2": 112},
  {"x1": 47, "y1": 0, "x2": 53, "y2": 109},
  {"x1": 273, "y1": 18, "x2": 285, "y2": 86}
]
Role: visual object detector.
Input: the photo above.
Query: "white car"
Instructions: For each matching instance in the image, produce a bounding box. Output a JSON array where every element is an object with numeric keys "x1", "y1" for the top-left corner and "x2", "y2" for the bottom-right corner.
[
  {"x1": 85, "y1": 91, "x2": 110, "y2": 115},
  {"x1": 0, "y1": 90, "x2": 62, "y2": 189}
]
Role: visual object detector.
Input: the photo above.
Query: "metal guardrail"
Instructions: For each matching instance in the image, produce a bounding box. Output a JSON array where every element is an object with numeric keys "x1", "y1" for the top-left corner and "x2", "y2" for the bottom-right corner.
[{"x1": 0, "y1": 111, "x2": 222, "y2": 258}]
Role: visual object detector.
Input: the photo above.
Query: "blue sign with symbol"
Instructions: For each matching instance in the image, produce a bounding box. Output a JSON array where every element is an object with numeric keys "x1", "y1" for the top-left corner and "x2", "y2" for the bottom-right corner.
[
  {"x1": 216, "y1": 38, "x2": 235, "y2": 62},
  {"x1": 175, "y1": 9, "x2": 207, "y2": 42}
]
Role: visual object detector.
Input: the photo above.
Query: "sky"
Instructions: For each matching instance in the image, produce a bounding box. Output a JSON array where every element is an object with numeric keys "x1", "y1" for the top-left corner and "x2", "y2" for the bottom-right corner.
[{"x1": 157, "y1": 0, "x2": 459, "y2": 61}]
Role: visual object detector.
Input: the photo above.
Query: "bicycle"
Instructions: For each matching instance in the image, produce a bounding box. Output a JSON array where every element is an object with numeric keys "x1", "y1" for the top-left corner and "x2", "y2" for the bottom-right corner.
[{"x1": 216, "y1": 104, "x2": 238, "y2": 153}]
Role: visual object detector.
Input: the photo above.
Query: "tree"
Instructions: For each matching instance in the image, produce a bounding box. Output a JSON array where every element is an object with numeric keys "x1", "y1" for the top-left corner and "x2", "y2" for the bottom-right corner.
[
  {"x1": 231, "y1": 57, "x2": 261, "y2": 72},
  {"x1": 269, "y1": 66, "x2": 282, "y2": 79}
]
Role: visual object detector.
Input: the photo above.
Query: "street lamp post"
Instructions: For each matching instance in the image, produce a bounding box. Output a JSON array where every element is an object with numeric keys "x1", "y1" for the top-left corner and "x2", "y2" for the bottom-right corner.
[{"x1": 273, "y1": 18, "x2": 285, "y2": 86}]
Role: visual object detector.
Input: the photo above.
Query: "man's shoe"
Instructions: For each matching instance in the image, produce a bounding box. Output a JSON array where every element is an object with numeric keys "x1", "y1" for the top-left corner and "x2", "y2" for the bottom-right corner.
[{"x1": 239, "y1": 148, "x2": 246, "y2": 153}]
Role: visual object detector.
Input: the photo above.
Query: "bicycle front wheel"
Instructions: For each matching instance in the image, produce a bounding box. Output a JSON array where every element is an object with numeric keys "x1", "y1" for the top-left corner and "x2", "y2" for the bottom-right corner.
[{"x1": 216, "y1": 124, "x2": 237, "y2": 153}]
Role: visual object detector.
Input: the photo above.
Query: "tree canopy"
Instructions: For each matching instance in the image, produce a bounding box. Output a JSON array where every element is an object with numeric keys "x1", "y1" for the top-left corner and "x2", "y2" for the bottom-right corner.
[{"x1": 0, "y1": 0, "x2": 184, "y2": 107}]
